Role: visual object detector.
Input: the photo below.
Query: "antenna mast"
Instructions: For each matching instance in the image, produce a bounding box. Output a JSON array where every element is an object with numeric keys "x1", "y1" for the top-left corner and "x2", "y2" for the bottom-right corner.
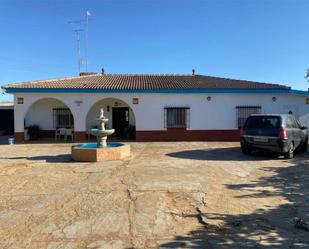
[
  {"x1": 68, "y1": 20, "x2": 83, "y2": 74},
  {"x1": 73, "y1": 29, "x2": 83, "y2": 74},
  {"x1": 68, "y1": 12, "x2": 91, "y2": 74},
  {"x1": 85, "y1": 11, "x2": 91, "y2": 72}
]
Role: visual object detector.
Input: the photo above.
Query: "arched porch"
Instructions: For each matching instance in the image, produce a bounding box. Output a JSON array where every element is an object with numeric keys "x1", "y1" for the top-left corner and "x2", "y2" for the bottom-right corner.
[
  {"x1": 23, "y1": 98, "x2": 75, "y2": 140},
  {"x1": 86, "y1": 98, "x2": 136, "y2": 140}
]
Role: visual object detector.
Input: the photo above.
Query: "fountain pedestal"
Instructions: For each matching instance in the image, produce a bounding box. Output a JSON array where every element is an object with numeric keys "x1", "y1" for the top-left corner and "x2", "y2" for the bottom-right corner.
[{"x1": 99, "y1": 136, "x2": 107, "y2": 148}]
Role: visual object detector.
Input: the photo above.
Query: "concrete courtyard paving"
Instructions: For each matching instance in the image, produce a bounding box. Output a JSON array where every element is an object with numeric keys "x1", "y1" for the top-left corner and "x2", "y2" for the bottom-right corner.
[{"x1": 0, "y1": 141, "x2": 309, "y2": 248}]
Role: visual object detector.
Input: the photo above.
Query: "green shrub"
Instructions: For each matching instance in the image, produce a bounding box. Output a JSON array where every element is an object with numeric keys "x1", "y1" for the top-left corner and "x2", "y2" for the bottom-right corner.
[
  {"x1": 128, "y1": 125, "x2": 136, "y2": 139},
  {"x1": 27, "y1": 125, "x2": 41, "y2": 140}
]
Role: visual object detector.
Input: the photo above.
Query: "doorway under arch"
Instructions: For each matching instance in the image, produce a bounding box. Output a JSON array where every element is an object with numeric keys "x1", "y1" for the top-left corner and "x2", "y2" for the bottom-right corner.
[{"x1": 86, "y1": 98, "x2": 136, "y2": 139}]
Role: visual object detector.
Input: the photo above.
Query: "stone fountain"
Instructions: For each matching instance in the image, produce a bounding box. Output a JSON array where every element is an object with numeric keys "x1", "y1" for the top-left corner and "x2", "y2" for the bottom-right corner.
[
  {"x1": 91, "y1": 108, "x2": 115, "y2": 148},
  {"x1": 71, "y1": 108, "x2": 130, "y2": 162}
]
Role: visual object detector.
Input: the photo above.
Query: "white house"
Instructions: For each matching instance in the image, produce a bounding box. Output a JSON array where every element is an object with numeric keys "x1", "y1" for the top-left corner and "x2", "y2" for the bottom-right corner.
[{"x1": 2, "y1": 72, "x2": 309, "y2": 142}]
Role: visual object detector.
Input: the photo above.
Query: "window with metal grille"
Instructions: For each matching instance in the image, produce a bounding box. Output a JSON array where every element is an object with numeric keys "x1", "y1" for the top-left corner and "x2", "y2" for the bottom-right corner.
[
  {"x1": 236, "y1": 106, "x2": 261, "y2": 128},
  {"x1": 53, "y1": 108, "x2": 74, "y2": 128},
  {"x1": 164, "y1": 107, "x2": 190, "y2": 128}
]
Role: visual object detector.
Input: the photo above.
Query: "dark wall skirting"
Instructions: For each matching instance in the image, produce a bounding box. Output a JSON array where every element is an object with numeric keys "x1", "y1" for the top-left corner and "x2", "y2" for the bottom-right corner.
[
  {"x1": 14, "y1": 132, "x2": 24, "y2": 143},
  {"x1": 43, "y1": 130, "x2": 86, "y2": 142},
  {"x1": 16, "y1": 129, "x2": 239, "y2": 143},
  {"x1": 136, "y1": 128, "x2": 240, "y2": 141},
  {"x1": 40, "y1": 130, "x2": 56, "y2": 138},
  {"x1": 74, "y1": 132, "x2": 87, "y2": 142},
  {"x1": 15, "y1": 130, "x2": 87, "y2": 143}
]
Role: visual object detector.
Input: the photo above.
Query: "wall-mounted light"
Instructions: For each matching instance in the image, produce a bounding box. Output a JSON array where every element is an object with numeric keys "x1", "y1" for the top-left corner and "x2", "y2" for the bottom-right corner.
[
  {"x1": 75, "y1": 100, "x2": 83, "y2": 106},
  {"x1": 107, "y1": 105, "x2": 110, "y2": 112},
  {"x1": 272, "y1": 97, "x2": 277, "y2": 102},
  {"x1": 207, "y1": 96, "x2": 211, "y2": 101}
]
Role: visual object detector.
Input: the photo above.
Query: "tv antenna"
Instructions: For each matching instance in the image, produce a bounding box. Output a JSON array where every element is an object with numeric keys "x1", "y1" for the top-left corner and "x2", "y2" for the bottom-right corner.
[
  {"x1": 85, "y1": 11, "x2": 91, "y2": 72},
  {"x1": 67, "y1": 11, "x2": 91, "y2": 74},
  {"x1": 73, "y1": 29, "x2": 84, "y2": 74},
  {"x1": 68, "y1": 19, "x2": 84, "y2": 74},
  {"x1": 68, "y1": 20, "x2": 83, "y2": 24}
]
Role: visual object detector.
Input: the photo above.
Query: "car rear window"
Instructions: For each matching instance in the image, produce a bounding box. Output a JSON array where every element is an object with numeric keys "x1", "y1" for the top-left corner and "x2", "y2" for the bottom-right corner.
[{"x1": 244, "y1": 116, "x2": 281, "y2": 129}]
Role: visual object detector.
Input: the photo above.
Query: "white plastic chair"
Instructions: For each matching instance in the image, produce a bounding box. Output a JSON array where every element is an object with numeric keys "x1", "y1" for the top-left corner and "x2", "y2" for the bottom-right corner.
[
  {"x1": 55, "y1": 128, "x2": 67, "y2": 140},
  {"x1": 66, "y1": 128, "x2": 74, "y2": 141}
]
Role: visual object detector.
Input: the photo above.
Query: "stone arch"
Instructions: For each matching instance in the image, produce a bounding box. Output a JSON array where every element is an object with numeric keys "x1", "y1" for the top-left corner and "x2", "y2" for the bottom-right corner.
[
  {"x1": 24, "y1": 97, "x2": 75, "y2": 139},
  {"x1": 86, "y1": 97, "x2": 136, "y2": 139}
]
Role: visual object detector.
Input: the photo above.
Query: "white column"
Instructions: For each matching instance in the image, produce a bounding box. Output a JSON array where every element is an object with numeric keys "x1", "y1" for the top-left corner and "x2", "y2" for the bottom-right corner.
[
  {"x1": 71, "y1": 103, "x2": 87, "y2": 132},
  {"x1": 13, "y1": 95, "x2": 25, "y2": 133}
]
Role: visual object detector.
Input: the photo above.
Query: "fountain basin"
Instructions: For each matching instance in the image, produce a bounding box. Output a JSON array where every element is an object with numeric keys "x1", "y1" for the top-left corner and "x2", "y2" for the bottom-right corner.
[
  {"x1": 71, "y1": 142, "x2": 130, "y2": 162},
  {"x1": 90, "y1": 128, "x2": 115, "y2": 137}
]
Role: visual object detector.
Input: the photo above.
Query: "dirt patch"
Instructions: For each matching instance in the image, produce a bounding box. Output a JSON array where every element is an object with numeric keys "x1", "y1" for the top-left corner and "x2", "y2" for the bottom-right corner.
[{"x1": 0, "y1": 142, "x2": 308, "y2": 248}]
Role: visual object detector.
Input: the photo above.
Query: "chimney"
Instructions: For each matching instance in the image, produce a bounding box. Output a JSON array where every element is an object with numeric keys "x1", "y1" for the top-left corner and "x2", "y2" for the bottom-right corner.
[
  {"x1": 79, "y1": 72, "x2": 97, "y2": 76},
  {"x1": 101, "y1": 68, "x2": 105, "y2": 74},
  {"x1": 192, "y1": 68, "x2": 195, "y2": 76}
]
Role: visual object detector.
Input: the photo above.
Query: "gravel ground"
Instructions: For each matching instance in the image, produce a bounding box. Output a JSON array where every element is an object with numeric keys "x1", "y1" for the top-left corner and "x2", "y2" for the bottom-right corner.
[{"x1": 0, "y1": 141, "x2": 309, "y2": 248}]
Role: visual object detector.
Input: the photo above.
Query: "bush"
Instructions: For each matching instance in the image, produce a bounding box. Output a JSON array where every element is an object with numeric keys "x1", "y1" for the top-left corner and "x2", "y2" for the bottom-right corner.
[
  {"x1": 27, "y1": 125, "x2": 41, "y2": 140},
  {"x1": 123, "y1": 125, "x2": 135, "y2": 139},
  {"x1": 128, "y1": 125, "x2": 136, "y2": 139}
]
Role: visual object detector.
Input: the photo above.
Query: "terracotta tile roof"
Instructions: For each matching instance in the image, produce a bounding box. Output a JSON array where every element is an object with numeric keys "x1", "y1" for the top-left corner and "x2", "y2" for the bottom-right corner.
[{"x1": 2, "y1": 74, "x2": 290, "y2": 90}]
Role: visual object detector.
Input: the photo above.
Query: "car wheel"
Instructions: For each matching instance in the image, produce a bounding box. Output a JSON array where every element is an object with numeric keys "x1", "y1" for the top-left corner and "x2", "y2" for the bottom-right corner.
[
  {"x1": 241, "y1": 144, "x2": 252, "y2": 155},
  {"x1": 300, "y1": 137, "x2": 308, "y2": 152},
  {"x1": 284, "y1": 143, "x2": 294, "y2": 159}
]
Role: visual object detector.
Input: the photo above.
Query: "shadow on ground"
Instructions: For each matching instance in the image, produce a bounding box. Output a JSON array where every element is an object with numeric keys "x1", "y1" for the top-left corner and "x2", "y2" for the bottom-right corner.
[
  {"x1": 160, "y1": 154, "x2": 309, "y2": 248},
  {"x1": 1, "y1": 154, "x2": 72, "y2": 163},
  {"x1": 166, "y1": 147, "x2": 280, "y2": 161}
]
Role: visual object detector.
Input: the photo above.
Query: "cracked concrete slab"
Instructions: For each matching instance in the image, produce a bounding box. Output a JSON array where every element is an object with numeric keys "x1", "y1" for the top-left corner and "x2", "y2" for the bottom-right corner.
[{"x1": 0, "y1": 141, "x2": 309, "y2": 248}]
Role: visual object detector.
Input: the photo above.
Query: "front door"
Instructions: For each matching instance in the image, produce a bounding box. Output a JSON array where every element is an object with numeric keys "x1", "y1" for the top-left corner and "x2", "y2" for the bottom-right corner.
[{"x1": 112, "y1": 107, "x2": 129, "y2": 137}]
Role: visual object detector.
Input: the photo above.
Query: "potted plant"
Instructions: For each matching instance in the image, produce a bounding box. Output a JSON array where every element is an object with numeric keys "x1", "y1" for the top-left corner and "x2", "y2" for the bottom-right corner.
[
  {"x1": 27, "y1": 125, "x2": 41, "y2": 140},
  {"x1": 123, "y1": 126, "x2": 130, "y2": 139},
  {"x1": 128, "y1": 125, "x2": 136, "y2": 139}
]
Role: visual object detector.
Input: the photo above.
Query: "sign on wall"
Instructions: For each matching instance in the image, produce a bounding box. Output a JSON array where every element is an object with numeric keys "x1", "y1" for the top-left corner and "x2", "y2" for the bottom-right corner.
[
  {"x1": 306, "y1": 97, "x2": 309, "y2": 104},
  {"x1": 17, "y1": 97, "x2": 24, "y2": 104},
  {"x1": 133, "y1": 98, "x2": 139, "y2": 104}
]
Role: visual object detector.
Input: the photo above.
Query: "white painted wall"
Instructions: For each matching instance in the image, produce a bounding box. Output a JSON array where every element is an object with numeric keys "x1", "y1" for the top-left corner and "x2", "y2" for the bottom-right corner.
[
  {"x1": 13, "y1": 92, "x2": 309, "y2": 133},
  {"x1": 25, "y1": 98, "x2": 68, "y2": 130}
]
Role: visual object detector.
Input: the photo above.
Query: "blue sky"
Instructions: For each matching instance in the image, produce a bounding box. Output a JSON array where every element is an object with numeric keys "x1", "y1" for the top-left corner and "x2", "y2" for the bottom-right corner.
[{"x1": 1, "y1": 0, "x2": 309, "y2": 101}]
